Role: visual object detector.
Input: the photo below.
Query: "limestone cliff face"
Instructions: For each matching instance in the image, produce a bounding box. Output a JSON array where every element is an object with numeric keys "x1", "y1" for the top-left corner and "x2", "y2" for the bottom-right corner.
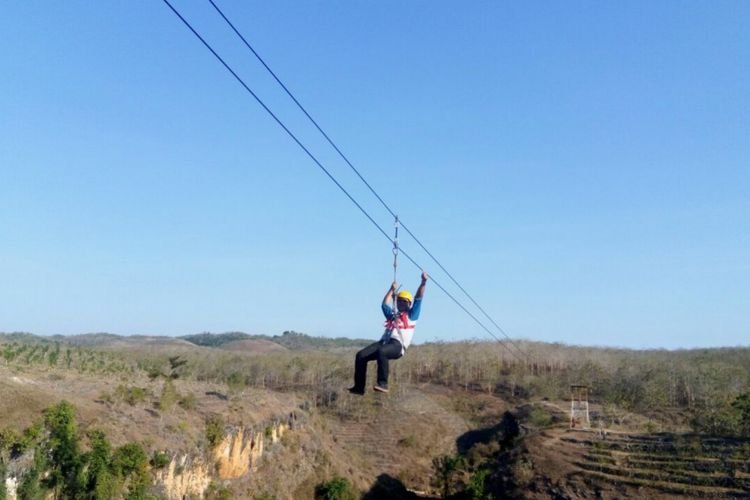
[
  {"x1": 4, "y1": 476, "x2": 18, "y2": 500},
  {"x1": 4, "y1": 449, "x2": 34, "y2": 500},
  {"x1": 271, "y1": 422, "x2": 289, "y2": 444},
  {"x1": 212, "y1": 420, "x2": 290, "y2": 479},
  {"x1": 153, "y1": 454, "x2": 212, "y2": 500},
  {"x1": 213, "y1": 426, "x2": 261, "y2": 479},
  {"x1": 154, "y1": 417, "x2": 295, "y2": 499}
]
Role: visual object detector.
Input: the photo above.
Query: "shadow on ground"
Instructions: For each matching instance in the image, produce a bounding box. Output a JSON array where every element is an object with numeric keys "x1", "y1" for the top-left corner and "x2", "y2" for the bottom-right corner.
[
  {"x1": 456, "y1": 410, "x2": 520, "y2": 454},
  {"x1": 362, "y1": 474, "x2": 428, "y2": 500}
]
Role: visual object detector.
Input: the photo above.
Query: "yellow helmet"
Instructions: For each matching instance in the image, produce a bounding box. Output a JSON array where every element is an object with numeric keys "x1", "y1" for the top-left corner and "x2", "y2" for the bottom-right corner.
[{"x1": 397, "y1": 290, "x2": 414, "y2": 303}]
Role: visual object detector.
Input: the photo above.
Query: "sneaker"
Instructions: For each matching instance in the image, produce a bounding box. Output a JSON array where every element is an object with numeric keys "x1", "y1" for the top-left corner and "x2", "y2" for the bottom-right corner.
[
  {"x1": 347, "y1": 387, "x2": 365, "y2": 396},
  {"x1": 373, "y1": 385, "x2": 389, "y2": 393}
]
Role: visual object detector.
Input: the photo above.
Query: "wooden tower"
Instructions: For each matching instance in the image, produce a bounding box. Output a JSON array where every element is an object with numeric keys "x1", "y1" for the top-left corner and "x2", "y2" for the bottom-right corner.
[{"x1": 570, "y1": 385, "x2": 590, "y2": 429}]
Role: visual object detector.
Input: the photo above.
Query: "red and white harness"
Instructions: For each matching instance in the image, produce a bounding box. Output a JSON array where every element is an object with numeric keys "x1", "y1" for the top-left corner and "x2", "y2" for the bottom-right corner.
[{"x1": 382, "y1": 311, "x2": 417, "y2": 354}]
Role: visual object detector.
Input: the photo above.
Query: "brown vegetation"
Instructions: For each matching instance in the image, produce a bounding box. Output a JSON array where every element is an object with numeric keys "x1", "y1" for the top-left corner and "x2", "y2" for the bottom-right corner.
[{"x1": 1, "y1": 332, "x2": 749, "y2": 498}]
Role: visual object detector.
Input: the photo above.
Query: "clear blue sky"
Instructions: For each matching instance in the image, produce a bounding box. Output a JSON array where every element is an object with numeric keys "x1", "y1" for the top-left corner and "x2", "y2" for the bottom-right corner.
[{"x1": 1, "y1": 1, "x2": 748, "y2": 349}]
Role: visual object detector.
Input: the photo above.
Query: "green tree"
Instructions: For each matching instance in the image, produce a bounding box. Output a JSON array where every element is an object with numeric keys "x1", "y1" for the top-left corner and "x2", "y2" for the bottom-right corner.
[
  {"x1": 11, "y1": 421, "x2": 42, "y2": 456},
  {"x1": 85, "y1": 430, "x2": 119, "y2": 499},
  {"x1": 464, "y1": 469, "x2": 491, "y2": 500},
  {"x1": 44, "y1": 401, "x2": 84, "y2": 498},
  {"x1": 2, "y1": 344, "x2": 15, "y2": 363},
  {"x1": 48, "y1": 342, "x2": 61, "y2": 366},
  {"x1": 226, "y1": 372, "x2": 246, "y2": 394},
  {"x1": 17, "y1": 444, "x2": 46, "y2": 500},
  {"x1": 205, "y1": 416, "x2": 225, "y2": 448},
  {"x1": 314, "y1": 476, "x2": 356, "y2": 500},
  {"x1": 150, "y1": 451, "x2": 170, "y2": 469},
  {"x1": 116, "y1": 385, "x2": 147, "y2": 406},
  {"x1": 432, "y1": 455, "x2": 465, "y2": 499},
  {"x1": 0, "y1": 428, "x2": 19, "y2": 454},
  {"x1": 159, "y1": 380, "x2": 179, "y2": 411},
  {"x1": 112, "y1": 443, "x2": 150, "y2": 499},
  {"x1": 691, "y1": 404, "x2": 739, "y2": 436}
]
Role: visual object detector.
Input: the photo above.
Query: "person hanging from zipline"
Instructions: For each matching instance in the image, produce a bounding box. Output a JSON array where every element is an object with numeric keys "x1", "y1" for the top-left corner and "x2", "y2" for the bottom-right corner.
[{"x1": 348, "y1": 271, "x2": 428, "y2": 394}]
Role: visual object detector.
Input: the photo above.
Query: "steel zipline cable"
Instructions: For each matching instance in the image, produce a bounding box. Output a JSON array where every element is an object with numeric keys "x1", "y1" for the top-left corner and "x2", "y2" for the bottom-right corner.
[
  {"x1": 205, "y1": 0, "x2": 530, "y2": 363},
  {"x1": 160, "y1": 0, "x2": 529, "y2": 364}
]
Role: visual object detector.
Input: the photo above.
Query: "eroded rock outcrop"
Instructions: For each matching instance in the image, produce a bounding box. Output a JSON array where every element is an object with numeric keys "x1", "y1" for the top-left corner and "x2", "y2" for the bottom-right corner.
[
  {"x1": 153, "y1": 454, "x2": 212, "y2": 500},
  {"x1": 271, "y1": 422, "x2": 289, "y2": 444},
  {"x1": 154, "y1": 415, "x2": 296, "y2": 499},
  {"x1": 3, "y1": 448, "x2": 35, "y2": 500},
  {"x1": 4, "y1": 476, "x2": 18, "y2": 500},
  {"x1": 212, "y1": 420, "x2": 291, "y2": 478},
  {"x1": 213, "y1": 426, "x2": 262, "y2": 479}
]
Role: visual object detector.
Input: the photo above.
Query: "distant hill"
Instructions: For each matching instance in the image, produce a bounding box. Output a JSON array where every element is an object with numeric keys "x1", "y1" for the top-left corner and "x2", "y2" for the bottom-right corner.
[
  {"x1": 55, "y1": 332, "x2": 125, "y2": 346},
  {"x1": 271, "y1": 331, "x2": 370, "y2": 350},
  {"x1": 218, "y1": 339, "x2": 288, "y2": 355},
  {"x1": 179, "y1": 331, "x2": 370, "y2": 350},
  {"x1": 179, "y1": 331, "x2": 252, "y2": 347},
  {"x1": 0, "y1": 332, "x2": 197, "y2": 350},
  {"x1": 1, "y1": 330, "x2": 371, "y2": 351},
  {"x1": 0, "y1": 332, "x2": 47, "y2": 343},
  {"x1": 0, "y1": 332, "x2": 179, "y2": 347},
  {"x1": 47, "y1": 333, "x2": 195, "y2": 349}
]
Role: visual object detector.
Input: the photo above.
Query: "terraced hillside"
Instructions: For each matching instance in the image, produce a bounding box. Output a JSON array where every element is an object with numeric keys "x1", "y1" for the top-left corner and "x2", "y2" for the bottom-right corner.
[{"x1": 526, "y1": 428, "x2": 750, "y2": 498}]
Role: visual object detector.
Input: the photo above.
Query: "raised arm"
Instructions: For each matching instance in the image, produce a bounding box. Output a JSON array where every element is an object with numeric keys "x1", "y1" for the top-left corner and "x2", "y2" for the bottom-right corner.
[
  {"x1": 415, "y1": 271, "x2": 428, "y2": 299},
  {"x1": 383, "y1": 281, "x2": 398, "y2": 306}
]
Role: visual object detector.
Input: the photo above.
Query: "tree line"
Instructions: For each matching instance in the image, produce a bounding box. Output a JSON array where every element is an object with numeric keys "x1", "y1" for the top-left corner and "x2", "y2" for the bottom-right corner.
[{"x1": 3, "y1": 336, "x2": 749, "y2": 436}]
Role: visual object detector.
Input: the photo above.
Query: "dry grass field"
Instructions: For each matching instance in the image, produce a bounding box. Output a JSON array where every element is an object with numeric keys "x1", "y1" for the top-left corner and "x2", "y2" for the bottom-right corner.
[{"x1": 1, "y1": 332, "x2": 749, "y2": 499}]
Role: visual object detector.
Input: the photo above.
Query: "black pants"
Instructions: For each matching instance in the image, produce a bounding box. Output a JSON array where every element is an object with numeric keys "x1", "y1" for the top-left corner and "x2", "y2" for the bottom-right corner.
[{"x1": 353, "y1": 339, "x2": 402, "y2": 390}]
